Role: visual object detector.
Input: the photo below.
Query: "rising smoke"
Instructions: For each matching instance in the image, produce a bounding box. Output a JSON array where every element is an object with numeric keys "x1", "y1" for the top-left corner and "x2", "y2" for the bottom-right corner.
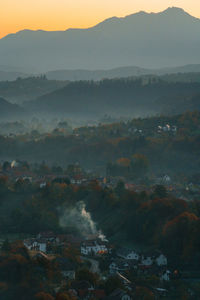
[
  {"x1": 59, "y1": 201, "x2": 107, "y2": 241},
  {"x1": 59, "y1": 201, "x2": 97, "y2": 236}
]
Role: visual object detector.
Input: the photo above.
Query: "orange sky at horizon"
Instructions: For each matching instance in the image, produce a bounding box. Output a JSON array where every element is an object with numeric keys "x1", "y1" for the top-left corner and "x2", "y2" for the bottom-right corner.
[{"x1": 1, "y1": 0, "x2": 200, "y2": 38}]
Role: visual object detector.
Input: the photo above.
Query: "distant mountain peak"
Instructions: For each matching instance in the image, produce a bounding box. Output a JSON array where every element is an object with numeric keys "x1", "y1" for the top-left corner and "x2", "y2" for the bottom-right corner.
[
  {"x1": 161, "y1": 6, "x2": 195, "y2": 17},
  {"x1": 94, "y1": 7, "x2": 197, "y2": 28},
  {"x1": 163, "y1": 6, "x2": 186, "y2": 12}
]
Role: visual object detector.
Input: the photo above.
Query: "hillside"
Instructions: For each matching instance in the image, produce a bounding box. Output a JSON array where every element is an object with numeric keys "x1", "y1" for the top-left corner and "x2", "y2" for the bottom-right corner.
[
  {"x1": 46, "y1": 65, "x2": 200, "y2": 81},
  {"x1": 0, "y1": 111, "x2": 199, "y2": 176},
  {"x1": 0, "y1": 76, "x2": 68, "y2": 104},
  {"x1": 25, "y1": 78, "x2": 200, "y2": 119},
  {"x1": 0, "y1": 97, "x2": 25, "y2": 120},
  {"x1": 1, "y1": 7, "x2": 200, "y2": 71}
]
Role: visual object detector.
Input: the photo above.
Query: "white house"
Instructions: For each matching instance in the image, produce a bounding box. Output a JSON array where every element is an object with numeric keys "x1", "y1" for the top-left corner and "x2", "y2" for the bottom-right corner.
[
  {"x1": 81, "y1": 240, "x2": 108, "y2": 255},
  {"x1": 160, "y1": 270, "x2": 171, "y2": 281},
  {"x1": 40, "y1": 182, "x2": 47, "y2": 188},
  {"x1": 117, "y1": 248, "x2": 140, "y2": 260},
  {"x1": 24, "y1": 239, "x2": 47, "y2": 253},
  {"x1": 155, "y1": 254, "x2": 167, "y2": 266},
  {"x1": 62, "y1": 270, "x2": 75, "y2": 280},
  {"x1": 163, "y1": 175, "x2": 171, "y2": 184}
]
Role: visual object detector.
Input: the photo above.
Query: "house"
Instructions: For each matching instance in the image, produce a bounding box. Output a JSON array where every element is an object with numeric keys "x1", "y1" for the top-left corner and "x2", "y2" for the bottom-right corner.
[
  {"x1": 56, "y1": 234, "x2": 82, "y2": 246},
  {"x1": 155, "y1": 253, "x2": 167, "y2": 266},
  {"x1": 140, "y1": 254, "x2": 153, "y2": 266},
  {"x1": 109, "y1": 259, "x2": 129, "y2": 274},
  {"x1": 37, "y1": 231, "x2": 56, "y2": 241},
  {"x1": 40, "y1": 182, "x2": 47, "y2": 188},
  {"x1": 117, "y1": 248, "x2": 140, "y2": 260},
  {"x1": 81, "y1": 240, "x2": 108, "y2": 256},
  {"x1": 154, "y1": 288, "x2": 168, "y2": 297},
  {"x1": 160, "y1": 270, "x2": 171, "y2": 281},
  {"x1": 105, "y1": 288, "x2": 132, "y2": 300},
  {"x1": 24, "y1": 238, "x2": 47, "y2": 253},
  {"x1": 55, "y1": 257, "x2": 75, "y2": 280},
  {"x1": 163, "y1": 124, "x2": 171, "y2": 132},
  {"x1": 162, "y1": 175, "x2": 171, "y2": 184},
  {"x1": 127, "y1": 260, "x2": 138, "y2": 270}
]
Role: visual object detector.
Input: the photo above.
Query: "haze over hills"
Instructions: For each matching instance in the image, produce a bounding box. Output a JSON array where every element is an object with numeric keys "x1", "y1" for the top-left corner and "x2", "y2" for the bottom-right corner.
[
  {"x1": 0, "y1": 7, "x2": 200, "y2": 72},
  {"x1": 25, "y1": 78, "x2": 200, "y2": 119},
  {"x1": 0, "y1": 97, "x2": 24, "y2": 120},
  {"x1": 45, "y1": 64, "x2": 200, "y2": 81},
  {"x1": 2, "y1": 64, "x2": 200, "y2": 82},
  {"x1": 0, "y1": 77, "x2": 68, "y2": 104},
  {"x1": 0, "y1": 70, "x2": 29, "y2": 81}
]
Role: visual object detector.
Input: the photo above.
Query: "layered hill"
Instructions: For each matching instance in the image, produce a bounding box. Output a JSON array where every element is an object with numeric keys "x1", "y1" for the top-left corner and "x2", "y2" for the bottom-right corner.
[
  {"x1": 0, "y1": 97, "x2": 25, "y2": 120},
  {"x1": 26, "y1": 78, "x2": 200, "y2": 119},
  {"x1": 1, "y1": 7, "x2": 200, "y2": 71},
  {"x1": 45, "y1": 65, "x2": 200, "y2": 81},
  {"x1": 0, "y1": 77, "x2": 68, "y2": 104}
]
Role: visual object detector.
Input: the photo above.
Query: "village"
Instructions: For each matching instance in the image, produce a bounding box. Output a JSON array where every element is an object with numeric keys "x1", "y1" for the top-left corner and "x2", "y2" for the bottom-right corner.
[
  {"x1": 0, "y1": 158, "x2": 200, "y2": 202},
  {"x1": 0, "y1": 157, "x2": 199, "y2": 298},
  {"x1": 22, "y1": 229, "x2": 173, "y2": 299}
]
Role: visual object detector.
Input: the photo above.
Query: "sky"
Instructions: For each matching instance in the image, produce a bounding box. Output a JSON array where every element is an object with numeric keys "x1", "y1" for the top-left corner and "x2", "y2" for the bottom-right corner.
[{"x1": 1, "y1": 0, "x2": 200, "y2": 38}]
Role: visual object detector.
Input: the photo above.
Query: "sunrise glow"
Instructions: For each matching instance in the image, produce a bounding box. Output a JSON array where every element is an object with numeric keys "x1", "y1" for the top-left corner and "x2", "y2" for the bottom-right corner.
[{"x1": 1, "y1": 0, "x2": 200, "y2": 38}]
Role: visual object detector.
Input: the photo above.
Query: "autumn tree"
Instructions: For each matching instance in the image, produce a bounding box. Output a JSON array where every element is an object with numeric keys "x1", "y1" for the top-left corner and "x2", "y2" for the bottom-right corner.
[
  {"x1": 131, "y1": 153, "x2": 149, "y2": 178},
  {"x1": 75, "y1": 269, "x2": 98, "y2": 286},
  {"x1": 35, "y1": 292, "x2": 55, "y2": 300},
  {"x1": 104, "y1": 276, "x2": 123, "y2": 295},
  {"x1": 162, "y1": 212, "x2": 199, "y2": 262}
]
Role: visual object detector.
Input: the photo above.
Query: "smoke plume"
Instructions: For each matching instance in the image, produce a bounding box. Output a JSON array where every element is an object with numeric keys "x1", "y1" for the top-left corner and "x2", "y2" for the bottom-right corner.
[{"x1": 59, "y1": 201, "x2": 97, "y2": 237}]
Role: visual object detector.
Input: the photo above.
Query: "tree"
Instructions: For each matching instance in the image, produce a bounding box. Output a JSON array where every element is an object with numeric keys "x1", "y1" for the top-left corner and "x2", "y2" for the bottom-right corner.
[
  {"x1": 75, "y1": 269, "x2": 98, "y2": 286},
  {"x1": 35, "y1": 292, "x2": 55, "y2": 300},
  {"x1": 162, "y1": 212, "x2": 199, "y2": 261},
  {"x1": 55, "y1": 292, "x2": 73, "y2": 300},
  {"x1": 2, "y1": 161, "x2": 10, "y2": 172},
  {"x1": 1, "y1": 239, "x2": 11, "y2": 253},
  {"x1": 117, "y1": 158, "x2": 131, "y2": 167},
  {"x1": 135, "y1": 287, "x2": 154, "y2": 300},
  {"x1": 104, "y1": 276, "x2": 123, "y2": 295},
  {"x1": 131, "y1": 153, "x2": 149, "y2": 178},
  {"x1": 153, "y1": 185, "x2": 168, "y2": 198},
  {"x1": 115, "y1": 180, "x2": 126, "y2": 197},
  {"x1": 0, "y1": 176, "x2": 8, "y2": 195}
]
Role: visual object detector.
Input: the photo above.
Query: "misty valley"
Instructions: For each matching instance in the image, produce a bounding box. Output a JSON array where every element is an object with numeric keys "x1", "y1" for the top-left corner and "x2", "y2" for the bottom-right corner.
[{"x1": 1, "y1": 5, "x2": 200, "y2": 300}]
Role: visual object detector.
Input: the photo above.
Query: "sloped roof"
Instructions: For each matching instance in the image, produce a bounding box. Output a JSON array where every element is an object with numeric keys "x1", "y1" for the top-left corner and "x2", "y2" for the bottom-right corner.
[{"x1": 117, "y1": 248, "x2": 138, "y2": 257}]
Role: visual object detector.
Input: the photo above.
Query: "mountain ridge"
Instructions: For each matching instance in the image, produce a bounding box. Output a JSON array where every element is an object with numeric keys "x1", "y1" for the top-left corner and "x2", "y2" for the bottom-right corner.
[
  {"x1": 0, "y1": 7, "x2": 200, "y2": 71},
  {"x1": 2, "y1": 7, "x2": 198, "y2": 39}
]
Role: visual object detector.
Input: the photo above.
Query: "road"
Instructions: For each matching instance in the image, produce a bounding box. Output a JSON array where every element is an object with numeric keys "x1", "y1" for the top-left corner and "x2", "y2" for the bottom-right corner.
[{"x1": 81, "y1": 256, "x2": 100, "y2": 273}]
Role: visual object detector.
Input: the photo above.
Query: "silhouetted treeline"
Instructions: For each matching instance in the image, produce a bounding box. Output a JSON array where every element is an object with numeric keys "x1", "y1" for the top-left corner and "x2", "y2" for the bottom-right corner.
[{"x1": 26, "y1": 78, "x2": 200, "y2": 118}]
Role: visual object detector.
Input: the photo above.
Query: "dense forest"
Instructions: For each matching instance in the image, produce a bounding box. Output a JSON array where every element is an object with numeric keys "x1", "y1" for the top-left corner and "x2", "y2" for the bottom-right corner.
[{"x1": 0, "y1": 75, "x2": 200, "y2": 120}]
